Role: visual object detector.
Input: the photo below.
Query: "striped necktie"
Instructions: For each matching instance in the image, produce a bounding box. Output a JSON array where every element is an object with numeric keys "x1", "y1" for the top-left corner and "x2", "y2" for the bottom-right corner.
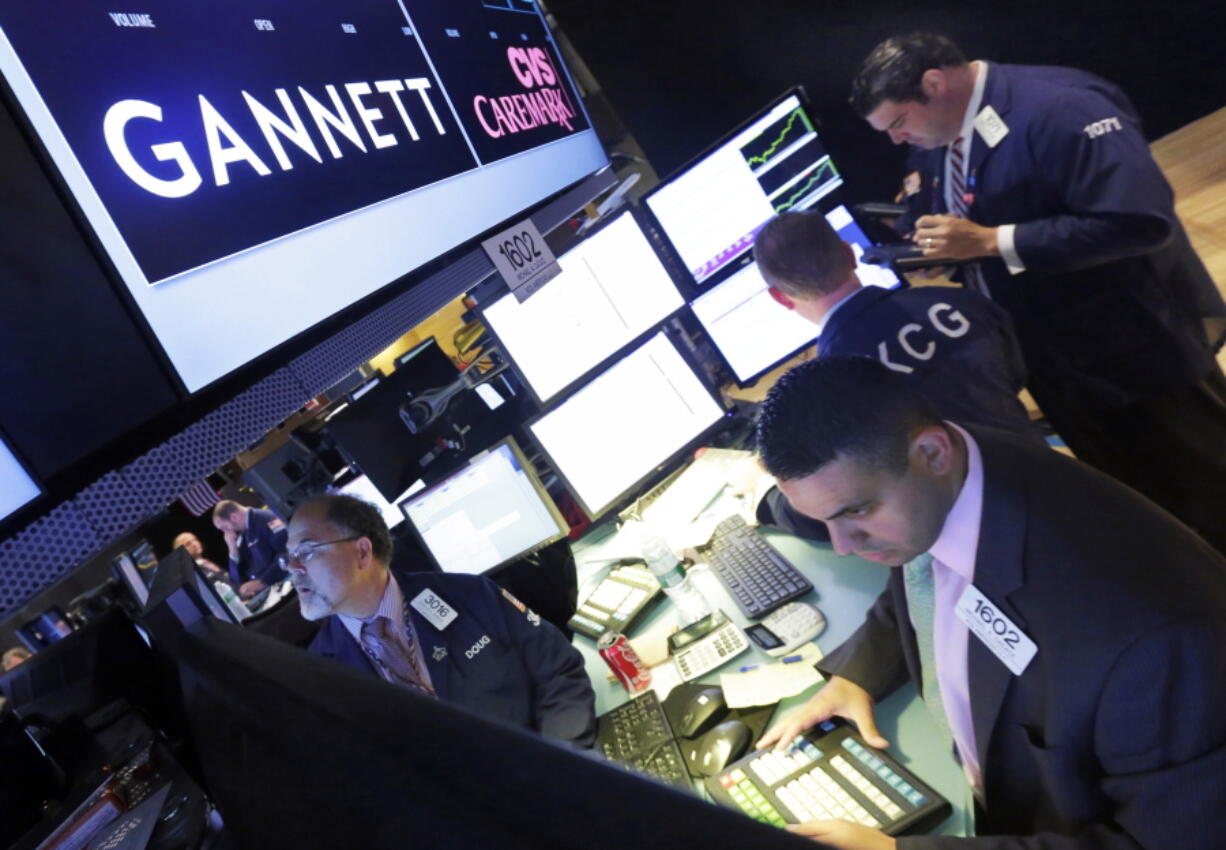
[
  {"x1": 360, "y1": 614, "x2": 436, "y2": 697},
  {"x1": 948, "y1": 137, "x2": 970, "y2": 218},
  {"x1": 946, "y1": 136, "x2": 987, "y2": 296}
]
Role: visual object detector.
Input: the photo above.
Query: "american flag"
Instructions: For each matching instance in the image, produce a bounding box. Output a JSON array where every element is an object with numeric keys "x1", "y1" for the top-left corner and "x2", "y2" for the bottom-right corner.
[{"x1": 178, "y1": 478, "x2": 220, "y2": 516}]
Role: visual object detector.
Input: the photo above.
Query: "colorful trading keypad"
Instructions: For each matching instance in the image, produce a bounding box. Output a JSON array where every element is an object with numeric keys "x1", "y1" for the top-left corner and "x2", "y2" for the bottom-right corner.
[{"x1": 706, "y1": 721, "x2": 950, "y2": 836}]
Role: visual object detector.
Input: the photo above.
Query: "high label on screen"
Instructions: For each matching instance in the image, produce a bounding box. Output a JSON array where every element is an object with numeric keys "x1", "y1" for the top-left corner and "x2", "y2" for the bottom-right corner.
[{"x1": 0, "y1": 1, "x2": 592, "y2": 285}]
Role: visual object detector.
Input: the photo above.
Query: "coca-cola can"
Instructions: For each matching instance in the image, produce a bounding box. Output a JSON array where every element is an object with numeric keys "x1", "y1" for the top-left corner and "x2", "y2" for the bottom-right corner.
[{"x1": 597, "y1": 631, "x2": 651, "y2": 693}]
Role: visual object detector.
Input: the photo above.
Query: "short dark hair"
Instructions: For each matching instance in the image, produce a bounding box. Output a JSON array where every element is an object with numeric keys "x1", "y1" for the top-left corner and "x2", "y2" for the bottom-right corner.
[
  {"x1": 850, "y1": 32, "x2": 968, "y2": 117},
  {"x1": 212, "y1": 500, "x2": 242, "y2": 521},
  {"x1": 753, "y1": 211, "x2": 853, "y2": 297},
  {"x1": 756, "y1": 356, "x2": 942, "y2": 480},
  {"x1": 296, "y1": 494, "x2": 394, "y2": 564}
]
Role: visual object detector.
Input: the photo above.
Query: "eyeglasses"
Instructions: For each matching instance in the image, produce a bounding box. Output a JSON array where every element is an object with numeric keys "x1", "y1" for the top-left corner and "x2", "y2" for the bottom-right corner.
[{"x1": 277, "y1": 536, "x2": 360, "y2": 570}]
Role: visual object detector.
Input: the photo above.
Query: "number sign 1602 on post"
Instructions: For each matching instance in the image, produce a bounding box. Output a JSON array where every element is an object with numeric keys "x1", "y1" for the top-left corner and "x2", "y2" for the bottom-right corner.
[{"x1": 481, "y1": 218, "x2": 561, "y2": 303}]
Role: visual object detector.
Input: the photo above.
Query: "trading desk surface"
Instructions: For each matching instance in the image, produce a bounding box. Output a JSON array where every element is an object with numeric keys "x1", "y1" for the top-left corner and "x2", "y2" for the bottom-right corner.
[{"x1": 572, "y1": 518, "x2": 970, "y2": 838}]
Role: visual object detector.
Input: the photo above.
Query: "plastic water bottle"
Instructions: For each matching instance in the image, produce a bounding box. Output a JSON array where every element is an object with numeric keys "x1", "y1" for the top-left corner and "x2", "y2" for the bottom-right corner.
[
  {"x1": 215, "y1": 581, "x2": 252, "y2": 622},
  {"x1": 640, "y1": 525, "x2": 711, "y2": 626}
]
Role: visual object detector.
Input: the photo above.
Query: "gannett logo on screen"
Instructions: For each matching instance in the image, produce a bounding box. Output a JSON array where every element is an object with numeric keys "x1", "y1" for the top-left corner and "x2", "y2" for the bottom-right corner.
[
  {"x1": 472, "y1": 46, "x2": 575, "y2": 139},
  {"x1": 102, "y1": 78, "x2": 447, "y2": 199}
]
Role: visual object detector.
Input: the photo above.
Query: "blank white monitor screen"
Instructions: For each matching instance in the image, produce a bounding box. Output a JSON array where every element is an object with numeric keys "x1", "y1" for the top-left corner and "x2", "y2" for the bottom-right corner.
[
  {"x1": 529, "y1": 332, "x2": 724, "y2": 516},
  {"x1": 645, "y1": 92, "x2": 842, "y2": 285},
  {"x1": 482, "y1": 211, "x2": 685, "y2": 403},
  {"x1": 337, "y1": 474, "x2": 424, "y2": 530},
  {"x1": 400, "y1": 440, "x2": 566, "y2": 574},
  {"x1": 690, "y1": 262, "x2": 819, "y2": 384}
]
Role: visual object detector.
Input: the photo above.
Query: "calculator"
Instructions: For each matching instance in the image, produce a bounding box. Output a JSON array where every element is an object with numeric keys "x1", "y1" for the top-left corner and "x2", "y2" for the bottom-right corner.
[
  {"x1": 668, "y1": 610, "x2": 750, "y2": 681},
  {"x1": 706, "y1": 719, "x2": 950, "y2": 835},
  {"x1": 569, "y1": 563, "x2": 663, "y2": 640},
  {"x1": 744, "y1": 602, "x2": 826, "y2": 657}
]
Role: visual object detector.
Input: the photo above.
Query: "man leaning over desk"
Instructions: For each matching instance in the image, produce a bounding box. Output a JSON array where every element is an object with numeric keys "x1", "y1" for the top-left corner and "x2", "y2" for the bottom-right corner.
[{"x1": 754, "y1": 356, "x2": 1226, "y2": 850}]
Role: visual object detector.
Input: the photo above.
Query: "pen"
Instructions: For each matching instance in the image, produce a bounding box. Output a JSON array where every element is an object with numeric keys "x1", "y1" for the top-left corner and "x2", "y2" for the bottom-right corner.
[{"x1": 738, "y1": 654, "x2": 805, "y2": 672}]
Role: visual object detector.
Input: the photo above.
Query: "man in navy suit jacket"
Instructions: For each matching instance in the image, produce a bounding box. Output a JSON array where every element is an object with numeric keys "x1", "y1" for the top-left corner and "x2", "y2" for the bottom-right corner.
[
  {"x1": 751, "y1": 208, "x2": 1043, "y2": 542},
  {"x1": 289, "y1": 494, "x2": 596, "y2": 748},
  {"x1": 755, "y1": 357, "x2": 1226, "y2": 850},
  {"x1": 212, "y1": 500, "x2": 288, "y2": 598},
  {"x1": 848, "y1": 32, "x2": 1226, "y2": 554}
]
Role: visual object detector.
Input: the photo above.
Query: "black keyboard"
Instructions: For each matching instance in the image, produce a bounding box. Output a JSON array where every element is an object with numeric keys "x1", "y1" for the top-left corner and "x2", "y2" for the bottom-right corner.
[
  {"x1": 705, "y1": 515, "x2": 813, "y2": 619},
  {"x1": 596, "y1": 690, "x2": 691, "y2": 791}
]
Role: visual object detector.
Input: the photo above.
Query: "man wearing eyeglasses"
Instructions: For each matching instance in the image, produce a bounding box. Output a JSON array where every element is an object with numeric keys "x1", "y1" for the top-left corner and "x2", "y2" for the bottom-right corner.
[{"x1": 287, "y1": 493, "x2": 597, "y2": 748}]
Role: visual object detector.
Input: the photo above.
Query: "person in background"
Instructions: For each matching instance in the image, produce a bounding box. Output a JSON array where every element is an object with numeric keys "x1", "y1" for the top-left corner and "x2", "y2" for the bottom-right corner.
[
  {"x1": 211, "y1": 501, "x2": 288, "y2": 599},
  {"x1": 2, "y1": 647, "x2": 30, "y2": 672},
  {"x1": 172, "y1": 531, "x2": 226, "y2": 579},
  {"x1": 850, "y1": 31, "x2": 1226, "y2": 553}
]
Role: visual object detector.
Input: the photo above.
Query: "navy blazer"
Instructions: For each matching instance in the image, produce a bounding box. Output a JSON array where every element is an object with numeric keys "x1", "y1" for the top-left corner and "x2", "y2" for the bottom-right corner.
[
  {"x1": 228, "y1": 507, "x2": 288, "y2": 586},
  {"x1": 818, "y1": 426, "x2": 1226, "y2": 848},
  {"x1": 308, "y1": 570, "x2": 597, "y2": 748},
  {"x1": 820, "y1": 286, "x2": 1041, "y2": 442},
  {"x1": 901, "y1": 63, "x2": 1217, "y2": 408}
]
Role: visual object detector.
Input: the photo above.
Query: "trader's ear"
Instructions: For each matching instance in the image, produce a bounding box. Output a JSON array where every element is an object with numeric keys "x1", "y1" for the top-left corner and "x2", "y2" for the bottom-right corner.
[{"x1": 768, "y1": 286, "x2": 796, "y2": 311}]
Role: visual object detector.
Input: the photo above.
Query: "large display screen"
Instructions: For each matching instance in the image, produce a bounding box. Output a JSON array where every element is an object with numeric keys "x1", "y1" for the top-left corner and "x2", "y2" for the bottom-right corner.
[
  {"x1": 0, "y1": 437, "x2": 40, "y2": 522},
  {"x1": 0, "y1": 1, "x2": 606, "y2": 391},
  {"x1": 529, "y1": 333, "x2": 725, "y2": 517},
  {"x1": 481, "y1": 210, "x2": 685, "y2": 403},
  {"x1": 399, "y1": 439, "x2": 567, "y2": 574},
  {"x1": 644, "y1": 90, "x2": 841, "y2": 286}
]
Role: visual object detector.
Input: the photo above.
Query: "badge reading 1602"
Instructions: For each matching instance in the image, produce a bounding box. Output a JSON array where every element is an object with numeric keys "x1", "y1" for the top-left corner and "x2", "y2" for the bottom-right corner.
[
  {"x1": 954, "y1": 584, "x2": 1037, "y2": 675},
  {"x1": 482, "y1": 217, "x2": 560, "y2": 302}
]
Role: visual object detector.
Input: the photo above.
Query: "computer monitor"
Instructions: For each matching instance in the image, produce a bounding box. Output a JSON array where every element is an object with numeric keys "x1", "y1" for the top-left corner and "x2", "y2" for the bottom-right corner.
[
  {"x1": 689, "y1": 262, "x2": 820, "y2": 385},
  {"x1": 323, "y1": 338, "x2": 462, "y2": 501},
  {"x1": 163, "y1": 616, "x2": 792, "y2": 850},
  {"x1": 336, "y1": 473, "x2": 424, "y2": 531},
  {"x1": 145, "y1": 548, "x2": 240, "y2": 628},
  {"x1": 479, "y1": 209, "x2": 686, "y2": 404},
  {"x1": 644, "y1": 88, "x2": 842, "y2": 287},
  {"x1": 825, "y1": 204, "x2": 904, "y2": 290},
  {"x1": 398, "y1": 438, "x2": 568, "y2": 575},
  {"x1": 529, "y1": 332, "x2": 726, "y2": 518},
  {"x1": 688, "y1": 204, "x2": 903, "y2": 385},
  {"x1": 111, "y1": 551, "x2": 150, "y2": 607}
]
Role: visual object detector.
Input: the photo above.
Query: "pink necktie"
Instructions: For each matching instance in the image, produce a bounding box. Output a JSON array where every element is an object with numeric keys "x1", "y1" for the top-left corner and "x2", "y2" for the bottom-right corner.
[{"x1": 360, "y1": 615, "x2": 435, "y2": 697}]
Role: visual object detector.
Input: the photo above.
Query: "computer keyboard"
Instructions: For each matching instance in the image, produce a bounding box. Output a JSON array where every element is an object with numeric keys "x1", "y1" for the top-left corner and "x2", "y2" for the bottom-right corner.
[
  {"x1": 706, "y1": 719, "x2": 951, "y2": 835},
  {"x1": 596, "y1": 690, "x2": 691, "y2": 791},
  {"x1": 704, "y1": 515, "x2": 813, "y2": 619}
]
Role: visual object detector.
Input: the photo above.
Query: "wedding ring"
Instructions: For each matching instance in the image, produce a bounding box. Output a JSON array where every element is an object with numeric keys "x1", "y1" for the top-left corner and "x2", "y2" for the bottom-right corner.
[{"x1": 924, "y1": 237, "x2": 934, "y2": 248}]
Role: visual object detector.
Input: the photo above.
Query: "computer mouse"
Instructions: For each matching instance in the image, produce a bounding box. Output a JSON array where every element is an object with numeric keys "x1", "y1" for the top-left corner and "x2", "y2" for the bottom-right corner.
[
  {"x1": 677, "y1": 686, "x2": 729, "y2": 738},
  {"x1": 688, "y1": 720, "x2": 752, "y2": 776}
]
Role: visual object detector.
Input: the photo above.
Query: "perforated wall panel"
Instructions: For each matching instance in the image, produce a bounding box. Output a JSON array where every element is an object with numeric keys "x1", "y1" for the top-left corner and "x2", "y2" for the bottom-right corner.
[
  {"x1": 0, "y1": 502, "x2": 101, "y2": 615},
  {"x1": 0, "y1": 170, "x2": 614, "y2": 620}
]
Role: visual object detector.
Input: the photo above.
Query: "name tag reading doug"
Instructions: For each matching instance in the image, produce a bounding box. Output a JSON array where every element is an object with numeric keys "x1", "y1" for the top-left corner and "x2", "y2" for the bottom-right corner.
[
  {"x1": 954, "y1": 585, "x2": 1036, "y2": 675},
  {"x1": 411, "y1": 589, "x2": 458, "y2": 631}
]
